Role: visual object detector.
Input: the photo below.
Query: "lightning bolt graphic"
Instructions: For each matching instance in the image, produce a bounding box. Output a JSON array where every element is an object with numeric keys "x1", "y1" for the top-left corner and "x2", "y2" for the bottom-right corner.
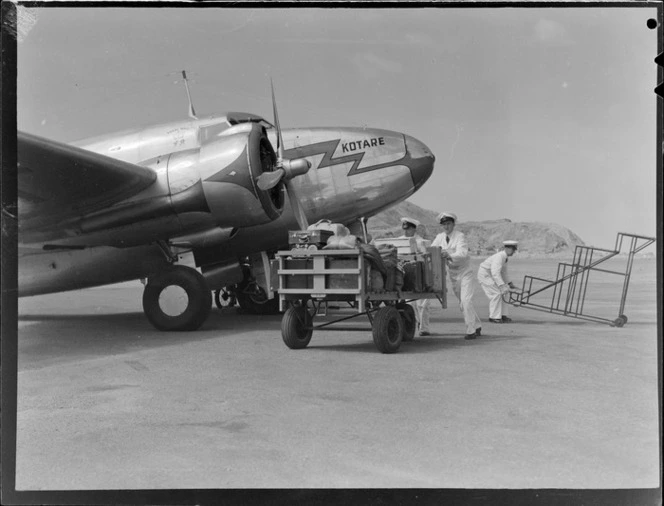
[{"x1": 284, "y1": 139, "x2": 409, "y2": 177}]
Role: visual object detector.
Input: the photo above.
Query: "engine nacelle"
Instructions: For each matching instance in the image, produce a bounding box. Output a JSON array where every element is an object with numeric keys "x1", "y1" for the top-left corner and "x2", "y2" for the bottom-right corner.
[{"x1": 167, "y1": 123, "x2": 285, "y2": 228}]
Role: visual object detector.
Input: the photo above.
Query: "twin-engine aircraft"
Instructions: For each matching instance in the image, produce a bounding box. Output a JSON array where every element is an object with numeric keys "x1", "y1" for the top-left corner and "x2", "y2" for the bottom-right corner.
[{"x1": 17, "y1": 78, "x2": 435, "y2": 331}]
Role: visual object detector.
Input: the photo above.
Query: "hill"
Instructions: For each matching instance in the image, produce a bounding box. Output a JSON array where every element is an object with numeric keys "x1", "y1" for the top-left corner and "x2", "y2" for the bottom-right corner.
[{"x1": 368, "y1": 201, "x2": 585, "y2": 256}]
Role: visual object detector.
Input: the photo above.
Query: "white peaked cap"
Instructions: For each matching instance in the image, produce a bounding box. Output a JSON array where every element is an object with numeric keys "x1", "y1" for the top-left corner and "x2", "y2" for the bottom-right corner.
[
  {"x1": 436, "y1": 211, "x2": 457, "y2": 223},
  {"x1": 503, "y1": 240, "x2": 518, "y2": 248},
  {"x1": 400, "y1": 217, "x2": 420, "y2": 227}
]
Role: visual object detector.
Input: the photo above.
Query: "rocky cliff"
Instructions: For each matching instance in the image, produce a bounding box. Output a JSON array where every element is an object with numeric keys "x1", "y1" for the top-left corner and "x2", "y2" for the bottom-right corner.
[{"x1": 368, "y1": 201, "x2": 585, "y2": 256}]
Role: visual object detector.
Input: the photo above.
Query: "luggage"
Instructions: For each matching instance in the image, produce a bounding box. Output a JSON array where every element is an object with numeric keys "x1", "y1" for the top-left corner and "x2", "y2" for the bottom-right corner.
[
  {"x1": 369, "y1": 268, "x2": 385, "y2": 293},
  {"x1": 402, "y1": 261, "x2": 424, "y2": 292},
  {"x1": 281, "y1": 258, "x2": 313, "y2": 288},
  {"x1": 359, "y1": 243, "x2": 387, "y2": 277},
  {"x1": 324, "y1": 234, "x2": 359, "y2": 249},
  {"x1": 288, "y1": 230, "x2": 334, "y2": 249},
  {"x1": 377, "y1": 244, "x2": 398, "y2": 266},
  {"x1": 307, "y1": 219, "x2": 347, "y2": 236}
]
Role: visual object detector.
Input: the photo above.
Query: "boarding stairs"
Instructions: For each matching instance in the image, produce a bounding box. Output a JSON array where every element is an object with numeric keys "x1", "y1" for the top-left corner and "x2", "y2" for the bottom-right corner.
[{"x1": 505, "y1": 232, "x2": 655, "y2": 327}]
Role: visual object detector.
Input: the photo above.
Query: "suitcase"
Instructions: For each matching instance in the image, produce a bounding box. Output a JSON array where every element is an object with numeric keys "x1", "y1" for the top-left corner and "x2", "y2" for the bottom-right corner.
[
  {"x1": 288, "y1": 230, "x2": 334, "y2": 249},
  {"x1": 326, "y1": 258, "x2": 360, "y2": 289},
  {"x1": 421, "y1": 253, "x2": 433, "y2": 291},
  {"x1": 403, "y1": 261, "x2": 424, "y2": 292}
]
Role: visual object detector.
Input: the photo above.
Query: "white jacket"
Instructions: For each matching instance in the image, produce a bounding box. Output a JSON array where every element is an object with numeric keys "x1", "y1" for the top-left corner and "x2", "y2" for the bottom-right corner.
[
  {"x1": 478, "y1": 250, "x2": 510, "y2": 287},
  {"x1": 431, "y1": 230, "x2": 470, "y2": 273}
]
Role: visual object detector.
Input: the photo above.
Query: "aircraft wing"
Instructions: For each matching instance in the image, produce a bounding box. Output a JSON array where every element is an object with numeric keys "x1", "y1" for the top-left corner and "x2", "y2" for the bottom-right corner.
[{"x1": 18, "y1": 131, "x2": 157, "y2": 239}]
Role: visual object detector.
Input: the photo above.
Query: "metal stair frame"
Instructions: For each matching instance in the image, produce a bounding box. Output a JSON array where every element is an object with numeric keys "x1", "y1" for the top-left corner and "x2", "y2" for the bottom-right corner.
[{"x1": 507, "y1": 232, "x2": 655, "y2": 326}]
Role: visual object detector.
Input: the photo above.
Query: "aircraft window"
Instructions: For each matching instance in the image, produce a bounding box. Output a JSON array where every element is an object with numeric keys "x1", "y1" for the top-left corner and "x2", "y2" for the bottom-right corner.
[{"x1": 227, "y1": 117, "x2": 274, "y2": 129}]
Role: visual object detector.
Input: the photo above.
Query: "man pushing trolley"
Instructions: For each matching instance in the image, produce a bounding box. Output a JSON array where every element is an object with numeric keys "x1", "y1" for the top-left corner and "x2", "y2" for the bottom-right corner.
[
  {"x1": 430, "y1": 211, "x2": 482, "y2": 340},
  {"x1": 477, "y1": 240, "x2": 518, "y2": 323}
]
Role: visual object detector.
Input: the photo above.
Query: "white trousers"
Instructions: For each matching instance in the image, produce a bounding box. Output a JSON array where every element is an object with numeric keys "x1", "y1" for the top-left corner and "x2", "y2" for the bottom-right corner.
[
  {"x1": 477, "y1": 270, "x2": 509, "y2": 319},
  {"x1": 416, "y1": 268, "x2": 481, "y2": 334},
  {"x1": 450, "y1": 268, "x2": 482, "y2": 334},
  {"x1": 410, "y1": 298, "x2": 431, "y2": 333}
]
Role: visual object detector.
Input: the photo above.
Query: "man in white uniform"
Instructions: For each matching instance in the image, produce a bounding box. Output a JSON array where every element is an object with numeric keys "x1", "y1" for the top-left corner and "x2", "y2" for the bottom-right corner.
[
  {"x1": 430, "y1": 212, "x2": 482, "y2": 340},
  {"x1": 477, "y1": 240, "x2": 518, "y2": 323},
  {"x1": 398, "y1": 217, "x2": 428, "y2": 253},
  {"x1": 398, "y1": 217, "x2": 430, "y2": 335}
]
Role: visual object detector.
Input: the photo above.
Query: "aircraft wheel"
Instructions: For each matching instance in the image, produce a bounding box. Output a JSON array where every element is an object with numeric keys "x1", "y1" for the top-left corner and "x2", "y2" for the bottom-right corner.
[
  {"x1": 372, "y1": 306, "x2": 403, "y2": 354},
  {"x1": 142, "y1": 266, "x2": 211, "y2": 331},
  {"x1": 281, "y1": 306, "x2": 313, "y2": 349},
  {"x1": 235, "y1": 280, "x2": 279, "y2": 315},
  {"x1": 398, "y1": 304, "x2": 416, "y2": 342},
  {"x1": 214, "y1": 288, "x2": 236, "y2": 309}
]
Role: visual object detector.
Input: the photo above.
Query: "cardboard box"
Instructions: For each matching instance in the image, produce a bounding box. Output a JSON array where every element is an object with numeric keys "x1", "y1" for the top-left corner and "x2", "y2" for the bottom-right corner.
[{"x1": 373, "y1": 237, "x2": 418, "y2": 255}]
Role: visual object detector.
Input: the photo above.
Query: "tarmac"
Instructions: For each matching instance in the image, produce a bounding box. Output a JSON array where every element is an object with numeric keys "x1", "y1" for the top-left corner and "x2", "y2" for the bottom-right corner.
[{"x1": 11, "y1": 257, "x2": 660, "y2": 491}]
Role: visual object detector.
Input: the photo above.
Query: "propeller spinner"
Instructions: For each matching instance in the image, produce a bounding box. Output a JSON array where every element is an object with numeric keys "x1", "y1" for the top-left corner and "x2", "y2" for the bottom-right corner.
[{"x1": 255, "y1": 80, "x2": 312, "y2": 230}]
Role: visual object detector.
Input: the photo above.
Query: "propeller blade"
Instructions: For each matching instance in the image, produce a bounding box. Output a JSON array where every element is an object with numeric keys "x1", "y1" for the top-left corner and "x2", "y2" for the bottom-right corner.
[
  {"x1": 270, "y1": 78, "x2": 285, "y2": 161},
  {"x1": 256, "y1": 169, "x2": 285, "y2": 191},
  {"x1": 285, "y1": 180, "x2": 309, "y2": 230}
]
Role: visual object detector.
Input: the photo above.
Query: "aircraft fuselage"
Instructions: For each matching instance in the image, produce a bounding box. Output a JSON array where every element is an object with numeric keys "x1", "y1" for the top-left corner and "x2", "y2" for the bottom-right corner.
[{"x1": 19, "y1": 113, "x2": 434, "y2": 296}]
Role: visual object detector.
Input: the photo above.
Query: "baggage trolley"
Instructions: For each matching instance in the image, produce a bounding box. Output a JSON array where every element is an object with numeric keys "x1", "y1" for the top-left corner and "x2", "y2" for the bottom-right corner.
[{"x1": 276, "y1": 247, "x2": 446, "y2": 353}]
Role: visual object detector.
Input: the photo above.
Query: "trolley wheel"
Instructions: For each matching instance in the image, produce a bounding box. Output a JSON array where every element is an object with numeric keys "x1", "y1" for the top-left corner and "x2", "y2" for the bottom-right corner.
[
  {"x1": 398, "y1": 304, "x2": 416, "y2": 342},
  {"x1": 372, "y1": 306, "x2": 404, "y2": 354},
  {"x1": 281, "y1": 306, "x2": 313, "y2": 349},
  {"x1": 613, "y1": 314, "x2": 628, "y2": 328}
]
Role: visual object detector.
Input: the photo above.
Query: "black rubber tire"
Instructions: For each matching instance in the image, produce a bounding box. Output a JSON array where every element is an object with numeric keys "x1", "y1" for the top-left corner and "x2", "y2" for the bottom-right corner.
[
  {"x1": 281, "y1": 306, "x2": 313, "y2": 349},
  {"x1": 235, "y1": 280, "x2": 280, "y2": 315},
  {"x1": 399, "y1": 304, "x2": 416, "y2": 342},
  {"x1": 142, "y1": 266, "x2": 212, "y2": 331},
  {"x1": 372, "y1": 306, "x2": 404, "y2": 354}
]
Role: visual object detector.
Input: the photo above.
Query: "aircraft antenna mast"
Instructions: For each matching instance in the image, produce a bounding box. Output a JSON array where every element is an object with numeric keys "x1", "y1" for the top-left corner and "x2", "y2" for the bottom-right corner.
[{"x1": 182, "y1": 70, "x2": 197, "y2": 120}]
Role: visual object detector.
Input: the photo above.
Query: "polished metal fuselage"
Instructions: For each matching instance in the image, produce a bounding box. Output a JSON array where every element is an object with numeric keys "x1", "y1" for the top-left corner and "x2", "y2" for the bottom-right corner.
[{"x1": 19, "y1": 113, "x2": 434, "y2": 295}]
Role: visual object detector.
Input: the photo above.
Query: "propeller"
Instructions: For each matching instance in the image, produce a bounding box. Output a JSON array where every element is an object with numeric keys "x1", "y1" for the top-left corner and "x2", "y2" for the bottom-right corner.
[{"x1": 255, "y1": 79, "x2": 311, "y2": 230}]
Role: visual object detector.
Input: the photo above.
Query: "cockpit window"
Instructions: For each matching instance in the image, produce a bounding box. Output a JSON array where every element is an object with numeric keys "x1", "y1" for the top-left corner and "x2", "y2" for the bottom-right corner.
[{"x1": 226, "y1": 112, "x2": 274, "y2": 129}]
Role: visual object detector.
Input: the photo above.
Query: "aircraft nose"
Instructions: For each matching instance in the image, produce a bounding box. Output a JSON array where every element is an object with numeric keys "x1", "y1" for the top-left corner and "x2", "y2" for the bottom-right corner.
[{"x1": 404, "y1": 134, "x2": 435, "y2": 191}]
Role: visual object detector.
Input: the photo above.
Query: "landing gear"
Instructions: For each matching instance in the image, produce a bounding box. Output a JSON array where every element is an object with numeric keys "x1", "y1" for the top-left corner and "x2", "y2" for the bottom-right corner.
[
  {"x1": 234, "y1": 278, "x2": 280, "y2": 315},
  {"x1": 214, "y1": 288, "x2": 236, "y2": 309},
  {"x1": 142, "y1": 265, "x2": 211, "y2": 331}
]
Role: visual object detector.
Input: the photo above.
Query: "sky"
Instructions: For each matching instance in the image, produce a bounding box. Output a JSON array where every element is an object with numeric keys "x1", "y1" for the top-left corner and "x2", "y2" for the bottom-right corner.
[{"x1": 15, "y1": 4, "x2": 659, "y2": 248}]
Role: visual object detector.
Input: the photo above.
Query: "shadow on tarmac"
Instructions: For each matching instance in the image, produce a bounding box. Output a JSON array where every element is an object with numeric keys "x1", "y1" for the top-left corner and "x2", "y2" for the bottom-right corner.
[
  {"x1": 17, "y1": 310, "x2": 284, "y2": 364},
  {"x1": 306, "y1": 331, "x2": 531, "y2": 354},
  {"x1": 19, "y1": 312, "x2": 146, "y2": 323}
]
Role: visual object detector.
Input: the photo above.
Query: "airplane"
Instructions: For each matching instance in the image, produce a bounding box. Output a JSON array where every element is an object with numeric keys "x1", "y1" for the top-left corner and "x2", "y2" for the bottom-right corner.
[{"x1": 17, "y1": 73, "x2": 435, "y2": 331}]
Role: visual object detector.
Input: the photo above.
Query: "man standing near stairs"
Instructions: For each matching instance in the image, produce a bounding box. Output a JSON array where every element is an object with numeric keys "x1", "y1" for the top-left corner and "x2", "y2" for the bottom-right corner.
[{"x1": 477, "y1": 240, "x2": 519, "y2": 323}]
